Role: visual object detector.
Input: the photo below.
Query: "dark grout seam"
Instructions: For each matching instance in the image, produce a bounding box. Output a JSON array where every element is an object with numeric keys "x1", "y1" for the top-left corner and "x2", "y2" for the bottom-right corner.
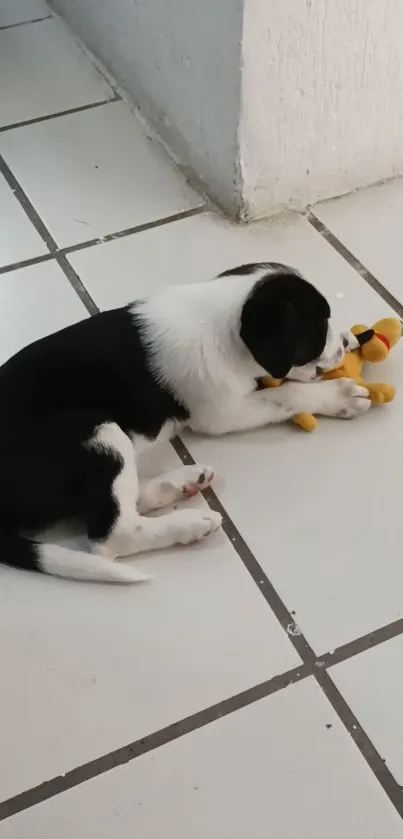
[
  {"x1": 307, "y1": 207, "x2": 403, "y2": 813},
  {"x1": 62, "y1": 206, "x2": 207, "y2": 255},
  {"x1": 0, "y1": 152, "x2": 204, "y2": 310},
  {"x1": 2, "y1": 135, "x2": 403, "y2": 822},
  {"x1": 0, "y1": 664, "x2": 309, "y2": 821},
  {"x1": 319, "y1": 617, "x2": 403, "y2": 669},
  {"x1": 0, "y1": 15, "x2": 51, "y2": 32},
  {"x1": 0, "y1": 155, "x2": 55, "y2": 251},
  {"x1": 0, "y1": 206, "x2": 207, "y2": 277},
  {"x1": 0, "y1": 93, "x2": 122, "y2": 135},
  {"x1": 0, "y1": 153, "x2": 99, "y2": 312},
  {"x1": 173, "y1": 443, "x2": 403, "y2": 675},
  {"x1": 0, "y1": 252, "x2": 54, "y2": 276},
  {"x1": 2, "y1": 612, "x2": 403, "y2": 823},
  {"x1": 173, "y1": 437, "x2": 316, "y2": 664},
  {"x1": 314, "y1": 668, "x2": 403, "y2": 813},
  {"x1": 307, "y1": 211, "x2": 403, "y2": 318},
  {"x1": 171, "y1": 438, "x2": 403, "y2": 820},
  {"x1": 57, "y1": 254, "x2": 100, "y2": 315}
]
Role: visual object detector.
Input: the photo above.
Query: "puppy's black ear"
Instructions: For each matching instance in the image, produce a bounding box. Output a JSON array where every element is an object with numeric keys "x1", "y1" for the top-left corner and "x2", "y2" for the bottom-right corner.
[{"x1": 240, "y1": 278, "x2": 298, "y2": 378}]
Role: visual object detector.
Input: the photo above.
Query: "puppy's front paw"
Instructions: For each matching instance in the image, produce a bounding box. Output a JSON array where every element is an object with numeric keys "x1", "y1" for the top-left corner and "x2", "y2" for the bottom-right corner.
[
  {"x1": 319, "y1": 378, "x2": 370, "y2": 419},
  {"x1": 180, "y1": 464, "x2": 214, "y2": 497},
  {"x1": 170, "y1": 509, "x2": 222, "y2": 545}
]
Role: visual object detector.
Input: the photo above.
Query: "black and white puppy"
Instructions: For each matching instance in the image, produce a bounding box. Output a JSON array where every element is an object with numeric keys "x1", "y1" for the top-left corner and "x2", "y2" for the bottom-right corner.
[{"x1": 0, "y1": 262, "x2": 369, "y2": 583}]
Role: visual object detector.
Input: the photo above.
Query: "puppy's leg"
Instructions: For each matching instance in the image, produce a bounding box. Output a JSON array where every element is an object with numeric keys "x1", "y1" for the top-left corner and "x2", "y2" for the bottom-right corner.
[
  {"x1": 288, "y1": 379, "x2": 371, "y2": 420},
  {"x1": 85, "y1": 424, "x2": 221, "y2": 557},
  {"x1": 137, "y1": 464, "x2": 214, "y2": 514},
  {"x1": 191, "y1": 379, "x2": 370, "y2": 435}
]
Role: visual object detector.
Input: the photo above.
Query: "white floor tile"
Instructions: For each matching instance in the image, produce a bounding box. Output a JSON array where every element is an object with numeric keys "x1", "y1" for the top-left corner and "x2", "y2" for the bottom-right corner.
[
  {"x1": 67, "y1": 210, "x2": 392, "y2": 323},
  {"x1": 0, "y1": 102, "x2": 203, "y2": 247},
  {"x1": 70, "y1": 211, "x2": 403, "y2": 654},
  {"x1": 332, "y1": 635, "x2": 403, "y2": 785},
  {"x1": 186, "y1": 385, "x2": 403, "y2": 655},
  {"x1": 0, "y1": 261, "x2": 87, "y2": 363},
  {"x1": 0, "y1": 444, "x2": 298, "y2": 800},
  {"x1": 1, "y1": 679, "x2": 401, "y2": 839},
  {"x1": 0, "y1": 172, "x2": 48, "y2": 265},
  {"x1": 314, "y1": 178, "x2": 403, "y2": 303},
  {"x1": 0, "y1": 0, "x2": 48, "y2": 27},
  {"x1": 0, "y1": 17, "x2": 112, "y2": 128}
]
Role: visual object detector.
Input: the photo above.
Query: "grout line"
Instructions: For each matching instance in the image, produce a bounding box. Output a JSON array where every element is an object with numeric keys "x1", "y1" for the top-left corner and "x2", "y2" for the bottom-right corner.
[
  {"x1": 0, "y1": 155, "x2": 57, "y2": 251},
  {"x1": 171, "y1": 438, "x2": 316, "y2": 665},
  {"x1": 2, "y1": 609, "x2": 403, "y2": 822},
  {"x1": 0, "y1": 664, "x2": 309, "y2": 821},
  {"x1": 0, "y1": 153, "x2": 204, "y2": 306},
  {"x1": 315, "y1": 669, "x2": 403, "y2": 816},
  {"x1": 0, "y1": 15, "x2": 51, "y2": 32},
  {"x1": 0, "y1": 206, "x2": 207, "y2": 277},
  {"x1": 307, "y1": 205, "x2": 403, "y2": 817},
  {"x1": 0, "y1": 252, "x2": 54, "y2": 276},
  {"x1": 0, "y1": 153, "x2": 99, "y2": 308},
  {"x1": 0, "y1": 94, "x2": 121, "y2": 135},
  {"x1": 56, "y1": 254, "x2": 99, "y2": 315},
  {"x1": 62, "y1": 206, "x2": 207, "y2": 255},
  {"x1": 307, "y1": 211, "x2": 403, "y2": 317},
  {"x1": 319, "y1": 618, "x2": 403, "y2": 669}
]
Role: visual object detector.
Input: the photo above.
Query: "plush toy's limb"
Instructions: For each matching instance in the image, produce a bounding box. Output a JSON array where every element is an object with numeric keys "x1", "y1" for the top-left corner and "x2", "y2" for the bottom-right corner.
[
  {"x1": 365, "y1": 382, "x2": 396, "y2": 404},
  {"x1": 258, "y1": 377, "x2": 283, "y2": 389},
  {"x1": 323, "y1": 365, "x2": 347, "y2": 380},
  {"x1": 292, "y1": 413, "x2": 318, "y2": 431},
  {"x1": 354, "y1": 375, "x2": 395, "y2": 404}
]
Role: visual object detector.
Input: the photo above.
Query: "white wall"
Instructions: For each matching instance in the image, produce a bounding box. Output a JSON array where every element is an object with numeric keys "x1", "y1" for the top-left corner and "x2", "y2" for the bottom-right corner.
[
  {"x1": 51, "y1": 0, "x2": 244, "y2": 215},
  {"x1": 240, "y1": 0, "x2": 403, "y2": 218},
  {"x1": 52, "y1": 0, "x2": 403, "y2": 219}
]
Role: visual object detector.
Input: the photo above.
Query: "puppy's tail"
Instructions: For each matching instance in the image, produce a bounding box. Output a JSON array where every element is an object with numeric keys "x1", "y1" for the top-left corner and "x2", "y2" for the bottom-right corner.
[{"x1": 0, "y1": 530, "x2": 149, "y2": 584}]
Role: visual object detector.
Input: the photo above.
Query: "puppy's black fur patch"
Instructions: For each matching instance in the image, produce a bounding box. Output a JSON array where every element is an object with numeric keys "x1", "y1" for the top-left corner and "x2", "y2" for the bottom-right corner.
[
  {"x1": 219, "y1": 263, "x2": 270, "y2": 277},
  {"x1": 0, "y1": 305, "x2": 189, "y2": 575},
  {"x1": 240, "y1": 272, "x2": 330, "y2": 378},
  {"x1": 0, "y1": 305, "x2": 189, "y2": 439}
]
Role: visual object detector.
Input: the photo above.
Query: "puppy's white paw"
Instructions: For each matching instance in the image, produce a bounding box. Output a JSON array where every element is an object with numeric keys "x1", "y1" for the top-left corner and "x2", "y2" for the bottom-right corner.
[
  {"x1": 160, "y1": 464, "x2": 214, "y2": 499},
  {"x1": 137, "y1": 465, "x2": 215, "y2": 514},
  {"x1": 169, "y1": 509, "x2": 222, "y2": 545},
  {"x1": 282, "y1": 378, "x2": 370, "y2": 419},
  {"x1": 316, "y1": 378, "x2": 370, "y2": 418},
  {"x1": 179, "y1": 464, "x2": 214, "y2": 497}
]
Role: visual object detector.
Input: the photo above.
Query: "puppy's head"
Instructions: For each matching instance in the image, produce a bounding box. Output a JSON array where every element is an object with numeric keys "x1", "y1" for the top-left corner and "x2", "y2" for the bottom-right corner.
[{"x1": 239, "y1": 267, "x2": 344, "y2": 380}]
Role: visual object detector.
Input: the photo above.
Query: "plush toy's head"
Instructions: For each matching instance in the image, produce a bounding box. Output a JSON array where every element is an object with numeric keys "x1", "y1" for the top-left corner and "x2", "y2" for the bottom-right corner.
[
  {"x1": 257, "y1": 318, "x2": 402, "y2": 406},
  {"x1": 351, "y1": 318, "x2": 403, "y2": 363}
]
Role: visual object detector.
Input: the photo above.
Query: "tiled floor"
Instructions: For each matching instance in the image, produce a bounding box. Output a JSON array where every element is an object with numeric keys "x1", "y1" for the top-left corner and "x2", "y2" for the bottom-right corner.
[{"x1": 1, "y1": 4, "x2": 403, "y2": 838}]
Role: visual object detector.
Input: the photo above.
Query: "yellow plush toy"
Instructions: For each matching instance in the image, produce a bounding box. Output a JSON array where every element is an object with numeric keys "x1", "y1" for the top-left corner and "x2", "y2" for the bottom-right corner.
[{"x1": 259, "y1": 317, "x2": 402, "y2": 431}]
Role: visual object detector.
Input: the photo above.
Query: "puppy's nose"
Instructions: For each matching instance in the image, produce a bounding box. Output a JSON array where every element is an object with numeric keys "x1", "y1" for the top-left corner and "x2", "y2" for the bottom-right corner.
[
  {"x1": 316, "y1": 365, "x2": 324, "y2": 376},
  {"x1": 337, "y1": 347, "x2": 344, "y2": 359}
]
